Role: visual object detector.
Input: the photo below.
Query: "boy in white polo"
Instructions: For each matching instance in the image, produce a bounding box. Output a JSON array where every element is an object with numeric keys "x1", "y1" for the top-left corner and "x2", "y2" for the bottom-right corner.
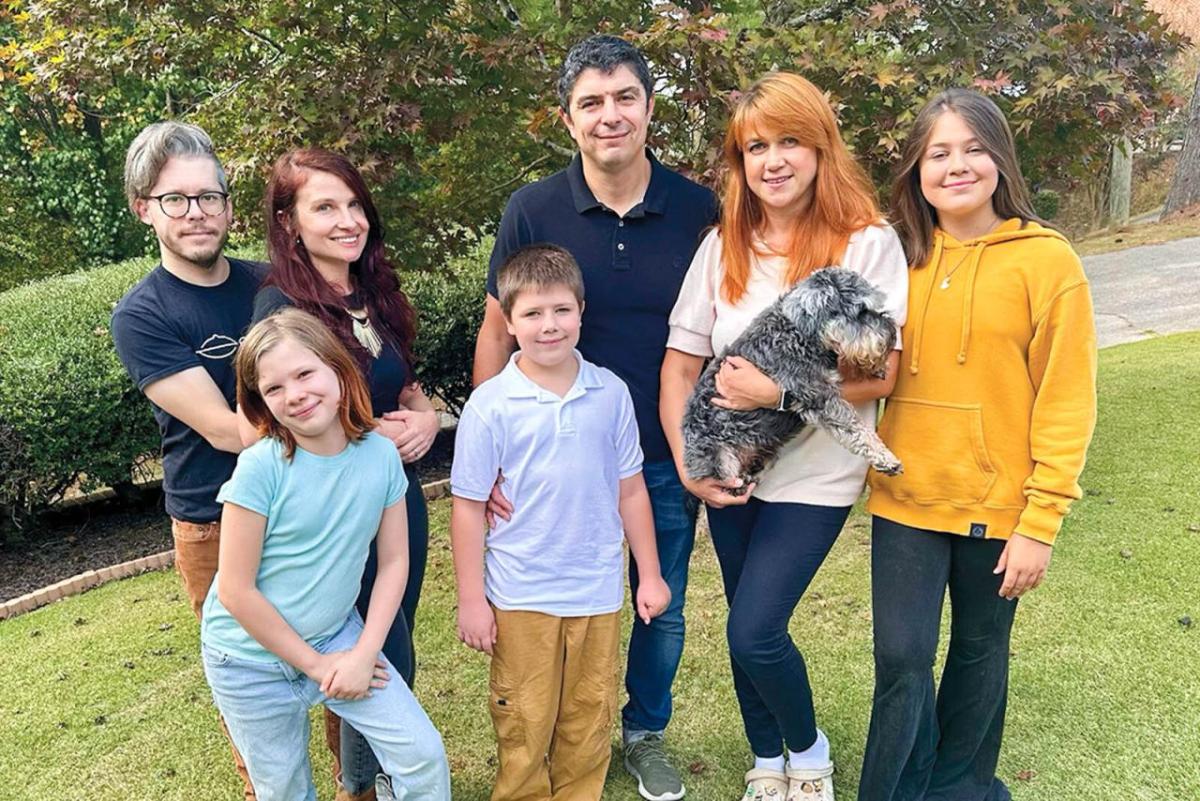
[{"x1": 451, "y1": 244, "x2": 671, "y2": 801}]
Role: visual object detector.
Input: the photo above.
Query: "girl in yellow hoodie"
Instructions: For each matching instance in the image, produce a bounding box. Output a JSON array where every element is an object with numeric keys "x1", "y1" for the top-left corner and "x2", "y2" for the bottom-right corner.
[{"x1": 858, "y1": 89, "x2": 1096, "y2": 801}]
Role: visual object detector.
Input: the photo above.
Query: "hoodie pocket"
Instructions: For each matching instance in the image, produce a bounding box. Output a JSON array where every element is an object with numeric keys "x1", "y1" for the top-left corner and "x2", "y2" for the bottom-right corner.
[{"x1": 875, "y1": 397, "x2": 997, "y2": 506}]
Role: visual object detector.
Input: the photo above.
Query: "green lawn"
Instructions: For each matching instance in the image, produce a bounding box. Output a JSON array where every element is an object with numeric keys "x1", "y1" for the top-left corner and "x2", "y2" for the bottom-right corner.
[{"x1": 2, "y1": 333, "x2": 1198, "y2": 801}]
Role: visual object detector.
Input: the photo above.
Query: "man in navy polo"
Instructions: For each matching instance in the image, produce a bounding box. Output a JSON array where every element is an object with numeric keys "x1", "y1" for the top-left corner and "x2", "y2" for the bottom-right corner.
[{"x1": 472, "y1": 34, "x2": 717, "y2": 801}]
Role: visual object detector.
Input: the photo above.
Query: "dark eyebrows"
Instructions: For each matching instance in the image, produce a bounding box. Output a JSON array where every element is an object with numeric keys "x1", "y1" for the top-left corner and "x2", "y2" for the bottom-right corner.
[{"x1": 574, "y1": 83, "x2": 643, "y2": 106}]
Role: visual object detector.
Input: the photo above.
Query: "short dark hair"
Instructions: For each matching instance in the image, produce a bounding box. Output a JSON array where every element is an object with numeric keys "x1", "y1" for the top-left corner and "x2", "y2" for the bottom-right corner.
[
  {"x1": 557, "y1": 35, "x2": 653, "y2": 111},
  {"x1": 497, "y1": 244, "x2": 585, "y2": 317}
]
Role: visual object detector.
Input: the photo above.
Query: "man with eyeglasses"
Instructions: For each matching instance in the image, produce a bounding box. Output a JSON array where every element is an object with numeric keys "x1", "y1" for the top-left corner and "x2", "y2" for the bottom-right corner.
[{"x1": 110, "y1": 120, "x2": 264, "y2": 800}]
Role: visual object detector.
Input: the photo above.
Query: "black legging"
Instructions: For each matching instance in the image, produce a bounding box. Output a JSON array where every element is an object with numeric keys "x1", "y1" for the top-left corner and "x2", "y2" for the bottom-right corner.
[
  {"x1": 858, "y1": 516, "x2": 1016, "y2": 801},
  {"x1": 341, "y1": 463, "x2": 429, "y2": 793}
]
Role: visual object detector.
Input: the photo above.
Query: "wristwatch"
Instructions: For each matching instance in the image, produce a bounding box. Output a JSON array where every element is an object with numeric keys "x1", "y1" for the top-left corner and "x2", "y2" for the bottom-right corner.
[{"x1": 776, "y1": 388, "x2": 791, "y2": 411}]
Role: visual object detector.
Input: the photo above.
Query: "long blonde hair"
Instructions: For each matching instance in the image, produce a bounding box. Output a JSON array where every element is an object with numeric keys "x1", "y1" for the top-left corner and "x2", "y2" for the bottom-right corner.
[{"x1": 720, "y1": 72, "x2": 881, "y2": 302}]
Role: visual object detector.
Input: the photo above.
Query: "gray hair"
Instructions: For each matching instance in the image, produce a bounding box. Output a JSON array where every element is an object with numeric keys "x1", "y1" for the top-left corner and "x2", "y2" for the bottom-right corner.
[
  {"x1": 557, "y1": 35, "x2": 653, "y2": 112},
  {"x1": 123, "y1": 121, "x2": 228, "y2": 214}
]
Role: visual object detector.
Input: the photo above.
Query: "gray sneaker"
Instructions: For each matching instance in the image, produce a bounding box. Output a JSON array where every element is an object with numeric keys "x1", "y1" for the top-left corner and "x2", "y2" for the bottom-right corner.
[{"x1": 624, "y1": 734, "x2": 686, "y2": 801}]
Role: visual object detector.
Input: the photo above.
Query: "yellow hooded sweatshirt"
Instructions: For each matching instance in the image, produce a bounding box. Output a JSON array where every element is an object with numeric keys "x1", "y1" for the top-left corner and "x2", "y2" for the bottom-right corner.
[{"x1": 867, "y1": 219, "x2": 1096, "y2": 545}]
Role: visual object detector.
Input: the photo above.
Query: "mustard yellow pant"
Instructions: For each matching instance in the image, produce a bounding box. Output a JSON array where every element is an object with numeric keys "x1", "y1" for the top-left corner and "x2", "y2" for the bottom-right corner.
[{"x1": 489, "y1": 608, "x2": 621, "y2": 801}]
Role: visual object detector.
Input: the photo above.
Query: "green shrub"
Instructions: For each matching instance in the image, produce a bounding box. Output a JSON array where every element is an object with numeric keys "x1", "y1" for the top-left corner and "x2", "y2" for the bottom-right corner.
[
  {"x1": 0, "y1": 182, "x2": 91, "y2": 293},
  {"x1": 0, "y1": 240, "x2": 489, "y2": 529},
  {"x1": 1033, "y1": 188, "x2": 1062, "y2": 221},
  {"x1": 0, "y1": 257, "x2": 161, "y2": 531},
  {"x1": 406, "y1": 235, "x2": 490, "y2": 418}
]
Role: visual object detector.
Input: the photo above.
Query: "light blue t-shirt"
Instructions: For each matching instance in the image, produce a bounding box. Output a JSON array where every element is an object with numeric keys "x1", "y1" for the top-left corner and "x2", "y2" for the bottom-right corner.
[
  {"x1": 451, "y1": 351, "x2": 643, "y2": 616},
  {"x1": 200, "y1": 432, "x2": 407, "y2": 662}
]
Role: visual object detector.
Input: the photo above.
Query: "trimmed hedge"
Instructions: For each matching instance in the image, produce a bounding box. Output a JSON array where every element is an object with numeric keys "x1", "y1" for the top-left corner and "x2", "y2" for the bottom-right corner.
[
  {"x1": 407, "y1": 236, "x2": 489, "y2": 418},
  {"x1": 0, "y1": 256, "x2": 163, "y2": 528},
  {"x1": 0, "y1": 237, "x2": 490, "y2": 530}
]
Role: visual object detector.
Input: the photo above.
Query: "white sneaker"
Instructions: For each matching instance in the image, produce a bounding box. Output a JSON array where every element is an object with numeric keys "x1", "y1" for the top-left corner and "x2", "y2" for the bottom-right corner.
[
  {"x1": 742, "y1": 768, "x2": 788, "y2": 801},
  {"x1": 784, "y1": 763, "x2": 835, "y2": 801}
]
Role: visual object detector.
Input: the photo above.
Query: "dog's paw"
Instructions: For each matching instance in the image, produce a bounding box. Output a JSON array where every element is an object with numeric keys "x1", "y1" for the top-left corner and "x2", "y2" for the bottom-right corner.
[{"x1": 875, "y1": 458, "x2": 903, "y2": 476}]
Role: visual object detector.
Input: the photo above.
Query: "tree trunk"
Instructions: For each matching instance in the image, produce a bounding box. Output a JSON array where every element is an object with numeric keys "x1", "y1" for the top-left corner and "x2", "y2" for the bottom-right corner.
[
  {"x1": 1108, "y1": 135, "x2": 1132, "y2": 228},
  {"x1": 1164, "y1": 68, "x2": 1200, "y2": 216}
]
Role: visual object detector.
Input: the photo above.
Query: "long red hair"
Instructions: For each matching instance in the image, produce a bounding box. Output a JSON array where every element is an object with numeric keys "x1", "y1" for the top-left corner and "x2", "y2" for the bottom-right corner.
[
  {"x1": 720, "y1": 72, "x2": 881, "y2": 302},
  {"x1": 264, "y1": 148, "x2": 417, "y2": 374}
]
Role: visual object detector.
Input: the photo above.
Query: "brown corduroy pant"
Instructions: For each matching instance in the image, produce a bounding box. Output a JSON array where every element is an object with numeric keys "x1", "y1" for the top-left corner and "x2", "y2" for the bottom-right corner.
[{"x1": 489, "y1": 608, "x2": 621, "y2": 801}]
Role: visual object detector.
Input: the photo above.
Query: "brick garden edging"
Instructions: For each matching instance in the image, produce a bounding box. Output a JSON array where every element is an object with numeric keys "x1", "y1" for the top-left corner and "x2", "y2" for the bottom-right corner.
[{"x1": 0, "y1": 477, "x2": 453, "y2": 622}]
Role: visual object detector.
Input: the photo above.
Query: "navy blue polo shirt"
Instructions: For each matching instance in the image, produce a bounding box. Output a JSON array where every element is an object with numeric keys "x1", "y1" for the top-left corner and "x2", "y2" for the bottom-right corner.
[{"x1": 487, "y1": 152, "x2": 718, "y2": 464}]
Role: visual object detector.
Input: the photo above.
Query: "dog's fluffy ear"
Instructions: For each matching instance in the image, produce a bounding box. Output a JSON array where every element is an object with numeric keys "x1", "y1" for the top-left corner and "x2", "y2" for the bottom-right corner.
[{"x1": 822, "y1": 311, "x2": 896, "y2": 376}]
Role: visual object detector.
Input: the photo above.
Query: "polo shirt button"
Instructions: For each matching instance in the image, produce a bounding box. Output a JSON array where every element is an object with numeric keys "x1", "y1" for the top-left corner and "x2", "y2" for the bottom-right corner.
[
  {"x1": 618, "y1": 220, "x2": 625, "y2": 227},
  {"x1": 617, "y1": 243, "x2": 625, "y2": 251}
]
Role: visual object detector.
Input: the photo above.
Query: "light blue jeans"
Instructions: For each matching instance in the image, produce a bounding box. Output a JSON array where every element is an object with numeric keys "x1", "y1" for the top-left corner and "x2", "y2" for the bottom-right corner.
[{"x1": 202, "y1": 613, "x2": 450, "y2": 801}]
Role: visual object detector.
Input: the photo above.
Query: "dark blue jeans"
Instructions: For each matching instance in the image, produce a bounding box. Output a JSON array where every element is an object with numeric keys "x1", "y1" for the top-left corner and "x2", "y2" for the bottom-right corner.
[
  {"x1": 858, "y1": 517, "x2": 1016, "y2": 801},
  {"x1": 342, "y1": 465, "x2": 429, "y2": 793},
  {"x1": 622, "y1": 459, "x2": 699, "y2": 738},
  {"x1": 707, "y1": 498, "x2": 850, "y2": 757}
]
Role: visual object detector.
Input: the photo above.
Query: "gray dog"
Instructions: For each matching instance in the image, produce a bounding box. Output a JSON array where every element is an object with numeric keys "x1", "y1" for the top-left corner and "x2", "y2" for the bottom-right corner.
[{"x1": 682, "y1": 267, "x2": 902, "y2": 494}]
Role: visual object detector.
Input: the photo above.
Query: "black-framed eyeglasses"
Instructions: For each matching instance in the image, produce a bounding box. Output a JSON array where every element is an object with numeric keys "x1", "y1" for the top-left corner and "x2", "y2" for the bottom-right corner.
[{"x1": 145, "y1": 191, "x2": 229, "y2": 218}]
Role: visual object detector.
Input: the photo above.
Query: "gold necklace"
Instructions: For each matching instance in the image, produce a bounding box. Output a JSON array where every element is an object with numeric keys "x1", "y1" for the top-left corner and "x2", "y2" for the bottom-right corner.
[{"x1": 939, "y1": 251, "x2": 972, "y2": 290}]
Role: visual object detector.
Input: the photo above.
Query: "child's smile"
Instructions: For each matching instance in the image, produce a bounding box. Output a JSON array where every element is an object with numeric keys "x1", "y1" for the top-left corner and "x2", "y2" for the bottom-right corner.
[{"x1": 256, "y1": 337, "x2": 347, "y2": 455}]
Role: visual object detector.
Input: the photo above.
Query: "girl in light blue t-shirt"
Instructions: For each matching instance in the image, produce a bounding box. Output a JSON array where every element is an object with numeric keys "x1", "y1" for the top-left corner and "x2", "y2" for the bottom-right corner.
[{"x1": 199, "y1": 308, "x2": 448, "y2": 801}]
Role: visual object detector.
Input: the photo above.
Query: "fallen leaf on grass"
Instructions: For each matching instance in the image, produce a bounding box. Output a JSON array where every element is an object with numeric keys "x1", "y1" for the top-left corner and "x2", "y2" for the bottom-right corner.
[
  {"x1": 1119, "y1": 549, "x2": 1133, "y2": 559},
  {"x1": 1187, "y1": 524, "x2": 1200, "y2": 533},
  {"x1": 1015, "y1": 769, "x2": 1036, "y2": 781},
  {"x1": 158, "y1": 622, "x2": 173, "y2": 631},
  {"x1": 689, "y1": 761, "x2": 708, "y2": 775}
]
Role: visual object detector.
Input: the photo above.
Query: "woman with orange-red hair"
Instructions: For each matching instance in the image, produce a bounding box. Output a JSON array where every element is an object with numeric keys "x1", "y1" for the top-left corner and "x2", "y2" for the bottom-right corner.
[{"x1": 660, "y1": 72, "x2": 908, "y2": 801}]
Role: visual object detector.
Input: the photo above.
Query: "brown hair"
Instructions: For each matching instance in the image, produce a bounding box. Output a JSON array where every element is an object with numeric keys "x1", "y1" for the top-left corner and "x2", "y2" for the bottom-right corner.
[
  {"x1": 890, "y1": 88, "x2": 1048, "y2": 267},
  {"x1": 236, "y1": 308, "x2": 375, "y2": 459},
  {"x1": 720, "y1": 72, "x2": 881, "y2": 302},
  {"x1": 496, "y1": 244, "x2": 585, "y2": 317}
]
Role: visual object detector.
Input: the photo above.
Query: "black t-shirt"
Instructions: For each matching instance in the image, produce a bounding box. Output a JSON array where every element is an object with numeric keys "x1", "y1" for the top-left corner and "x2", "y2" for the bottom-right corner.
[
  {"x1": 487, "y1": 151, "x2": 718, "y2": 463},
  {"x1": 111, "y1": 258, "x2": 266, "y2": 523},
  {"x1": 252, "y1": 286, "x2": 410, "y2": 418}
]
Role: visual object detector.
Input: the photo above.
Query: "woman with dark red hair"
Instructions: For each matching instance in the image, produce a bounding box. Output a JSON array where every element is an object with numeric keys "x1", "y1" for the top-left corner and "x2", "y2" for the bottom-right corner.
[{"x1": 252, "y1": 148, "x2": 436, "y2": 801}]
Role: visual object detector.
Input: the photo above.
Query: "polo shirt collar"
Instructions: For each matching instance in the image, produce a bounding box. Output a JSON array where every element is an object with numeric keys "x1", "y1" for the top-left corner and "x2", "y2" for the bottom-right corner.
[
  {"x1": 502, "y1": 350, "x2": 604, "y2": 403},
  {"x1": 566, "y1": 149, "x2": 669, "y2": 218}
]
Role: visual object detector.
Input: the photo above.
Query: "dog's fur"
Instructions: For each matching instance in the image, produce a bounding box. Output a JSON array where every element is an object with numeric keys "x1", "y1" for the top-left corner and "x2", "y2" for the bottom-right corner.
[{"x1": 682, "y1": 267, "x2": 902, "y2": 493}]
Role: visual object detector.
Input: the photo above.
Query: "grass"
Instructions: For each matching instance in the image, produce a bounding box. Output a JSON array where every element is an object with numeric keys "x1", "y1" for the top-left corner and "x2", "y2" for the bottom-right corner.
[
  {"x1": 1073, "y1": 214, "x2": 1200, "y2": 256},
  {"x1": 2, "y1": 333, "x2": 1199, "y2": 801}
]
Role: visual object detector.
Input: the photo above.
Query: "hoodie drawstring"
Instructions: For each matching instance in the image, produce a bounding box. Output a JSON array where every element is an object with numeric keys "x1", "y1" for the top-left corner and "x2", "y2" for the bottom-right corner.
[
  {"x1": 908, "y1": 234, "x2": 943, "y2": 376},
  {"x1": 957, "y1": 243, "x2": 986, "y2": 364}
]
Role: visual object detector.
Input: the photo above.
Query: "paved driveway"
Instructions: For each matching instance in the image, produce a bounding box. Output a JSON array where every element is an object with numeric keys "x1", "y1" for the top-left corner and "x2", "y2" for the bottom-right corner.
[{"x1": 1084, "y1": 237, "x2": 1200, "y2": 348}]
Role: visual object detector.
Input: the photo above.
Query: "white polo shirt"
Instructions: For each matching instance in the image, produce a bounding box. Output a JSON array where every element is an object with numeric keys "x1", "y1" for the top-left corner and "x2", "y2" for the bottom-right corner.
[{"x1": 450, "y1": 351, "x2": 643, "y2": 616}]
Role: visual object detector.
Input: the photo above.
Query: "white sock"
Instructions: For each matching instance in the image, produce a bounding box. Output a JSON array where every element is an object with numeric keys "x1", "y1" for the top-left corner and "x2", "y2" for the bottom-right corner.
[
  {"x1": 753, "y1": 754, "x2": 786, "y2": 773},
  {"x1": 788, "y1": 729, "x2": 831, "y2": 770}
]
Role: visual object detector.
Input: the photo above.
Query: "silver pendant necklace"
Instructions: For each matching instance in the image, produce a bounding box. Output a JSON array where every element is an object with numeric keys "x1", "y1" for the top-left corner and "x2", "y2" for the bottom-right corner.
[{"x1": 347, "y1": 307, "x2": 384, "y2": 358}]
